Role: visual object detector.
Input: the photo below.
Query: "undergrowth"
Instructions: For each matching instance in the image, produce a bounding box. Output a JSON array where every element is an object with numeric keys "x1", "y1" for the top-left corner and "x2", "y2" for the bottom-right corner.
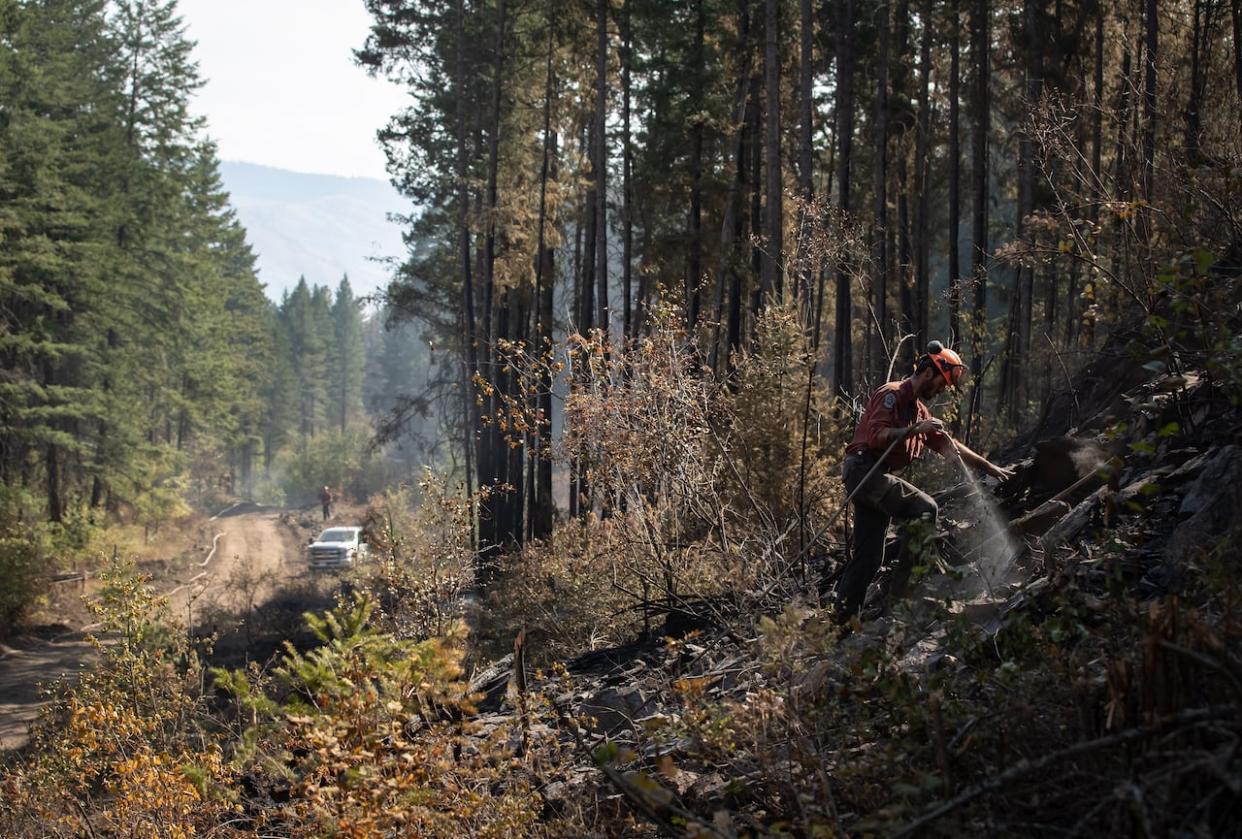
[{"x1": 3, "y1": 304, "x2": 1241, "y2": 837}]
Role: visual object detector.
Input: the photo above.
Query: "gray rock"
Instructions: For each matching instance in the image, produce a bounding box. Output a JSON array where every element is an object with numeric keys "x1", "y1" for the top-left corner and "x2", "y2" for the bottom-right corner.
[
  {"x1": 1178, "y1": 445, "x2": 1241, "y2": 515},
  {"x1": 579, "y1": 686, "x2": 658, "y2": 736},
  {"x1": 1166, "y1": 446, "x2": 1242, "y2": 562}
]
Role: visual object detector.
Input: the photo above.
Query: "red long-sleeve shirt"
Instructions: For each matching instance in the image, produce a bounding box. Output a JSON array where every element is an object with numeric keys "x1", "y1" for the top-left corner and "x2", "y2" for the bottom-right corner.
[{"x1": 845, "y1": 378, "x2": 951, "y2": 470}]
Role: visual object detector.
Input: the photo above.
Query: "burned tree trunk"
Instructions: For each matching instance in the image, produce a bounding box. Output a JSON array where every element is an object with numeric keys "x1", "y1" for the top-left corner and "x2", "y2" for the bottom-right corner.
[
  {"x1": 763, "y1": 0, "x2": 784, "y2": 305},
  {"x1": 796, "y1": 0, "x2": 815, "y2": 312},
  {"x1": 594, "y1": 0, "x2": 609, "y2": 339},
  {"x1": 914, "y1": 0, "x2": 932, "y2": 352},
  {"x1": 1140, "y1": 0, "x2": 1157, "y2": 267},
  {"x1": 622, "y1": 0, "x2": 634, "y2": 340},
  {"x1": 455, "y1": 0, "x2": 480, "y2": 541},
  {"x1": 1233, "y1": 0, "x2": 1242, "y2": 127},
  {"x1": 832, "y1": 0, "x2": 856, "y2": 398},
  {"x1": 688, "y1": 0, "x2": 705, "y2": 331},
  {"x1": 969, "y1": 0, "x2": 989, "y2": 379},
  {"x1": 948, "y1": 0, "x2": 963, "y2": 347},
  {"x1": 531, "y1": 19, "x2": 557, "y2": 542},
  {"x1": 715, "y1": 0, "x2": 754, "y2": 374},
  {"x1": 870, "y1": 0, "x2": 890, "y2": 383}
]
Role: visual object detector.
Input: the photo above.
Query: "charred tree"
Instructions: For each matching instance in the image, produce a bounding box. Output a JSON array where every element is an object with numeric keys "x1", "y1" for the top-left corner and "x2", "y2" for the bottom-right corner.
[
  {"x1": 1001, "y1": 0, "x2": 1041, "y2": 422},
  {"x1": 621, "y1": 0, "x2": 634, "y2": 340},
  {"x1": 749, "y1": 62, "x2": 764, "y2": 326},
  {"x1": 478, "y1": 0, "x2": 508, "y2": 571},
  {"x1": 1140, "y1": 0, "x2": 1157, "y2": 263},
  {"x1": 688, "y1": 0, "x2": 705, "y2": 331},
  {"x1": 797, "y1": 0, "x2": 815, "y2": 311},
  {"x1": 455, "y1": 0, "x2": 480, "y2": 541},
  {"x1": 763, "y1": 0, "x2": 784, "y2": 305},
  {"x1": 715, "y1": 0, "x2": 754, "y2": 374},
  {"x1": 530, "y1": 17, "x2": 557, "y2": 542},
  {"x1": 832, "y1": 0, "x2": 856, "y2": 397},
  {"x1": 969, "y1": 0, "x2": 989, "y2": 379},
  {"x1": 1233, "y1": 0, "x2": 1242, "y2": 125},
  {"x1": 594, "y1": 0, "x2": 609, "y2": 340},
  {"x1": 914, "y1": 0, "x2": 932, "y2": 352},
  {"x1": 948, "y1": 0, "x2": 963, "y2": 347},
  {"x1": 870, "y1": 0, "x2": 890, "y2": 383}
]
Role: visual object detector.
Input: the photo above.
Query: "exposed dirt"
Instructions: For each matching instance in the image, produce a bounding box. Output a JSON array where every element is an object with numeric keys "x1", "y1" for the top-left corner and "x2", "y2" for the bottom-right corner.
[
  {"x1": 0, "y1": 508, "x2": 307, "y2": 751},
  {"x1": 169, "y1": 507, "x2": 307, "y2": 627}
]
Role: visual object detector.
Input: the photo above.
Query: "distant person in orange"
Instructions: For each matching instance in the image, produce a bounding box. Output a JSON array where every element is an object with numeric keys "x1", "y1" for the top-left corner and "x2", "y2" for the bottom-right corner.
[{"x1": 320, "y1": 485, "x2": 333, "y2": 521}]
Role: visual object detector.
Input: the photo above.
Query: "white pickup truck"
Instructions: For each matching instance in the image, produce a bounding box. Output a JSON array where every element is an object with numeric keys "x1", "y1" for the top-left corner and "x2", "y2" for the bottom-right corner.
[{"x1": 306, "y1": 526, "x2": 368, "y2": 571}]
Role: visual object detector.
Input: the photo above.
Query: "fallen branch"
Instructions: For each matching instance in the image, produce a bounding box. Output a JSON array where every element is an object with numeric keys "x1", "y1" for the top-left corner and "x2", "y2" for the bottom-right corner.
[
  {"x1": 553, "y1": 701, "x2": 737, "y2": 839},
  {"x1": 1039, "y1": 471, "x2": 1154, "y2": 553},
  {"x1": 890, "y1": 704, "x2": 1239, "y2": 838}
]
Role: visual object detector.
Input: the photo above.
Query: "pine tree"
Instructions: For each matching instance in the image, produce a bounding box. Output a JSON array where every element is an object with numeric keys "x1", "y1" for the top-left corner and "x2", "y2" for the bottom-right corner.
[
  {"x1": 0, "y1": 0, "x2": 119, "y2": 520},
  {"x1": 259, "y1": 306, "x2": 297, "y2": 477},
  {"x1": 331, "y1": 276, "x2": 366, "y2": 434},
  {"x1": 282, "y1": 278, "x2": 331, "y2": 444}
]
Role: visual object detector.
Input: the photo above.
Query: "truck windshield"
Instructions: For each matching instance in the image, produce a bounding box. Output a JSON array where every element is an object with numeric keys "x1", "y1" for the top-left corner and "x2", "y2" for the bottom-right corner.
[{"x1": 318, "y1": 529, "x2": 354, "y2": 543}]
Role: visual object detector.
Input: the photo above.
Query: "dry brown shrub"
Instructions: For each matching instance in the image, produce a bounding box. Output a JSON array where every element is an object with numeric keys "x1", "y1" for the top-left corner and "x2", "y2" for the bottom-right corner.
[
  {"x1": 0, "y1": 567, "x2": 237, "y2": 838},
  {"x1": 361, "y1": 473, "x2": 476, "y2": 640},
  {"x1": 486, "y1": 298, "x2": 849, "y2": 655}
]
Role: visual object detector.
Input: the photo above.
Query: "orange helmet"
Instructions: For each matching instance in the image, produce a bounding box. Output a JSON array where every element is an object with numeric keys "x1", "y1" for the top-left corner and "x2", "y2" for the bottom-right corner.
[{"x1": 925, "y1": 340, "x2": 967, "y2": 388}]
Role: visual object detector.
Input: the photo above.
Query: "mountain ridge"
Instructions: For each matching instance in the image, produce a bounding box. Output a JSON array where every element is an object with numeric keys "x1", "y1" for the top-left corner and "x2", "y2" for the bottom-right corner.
[{"x1": 220, "y1": 160, "x2": 410, "y2": 301}]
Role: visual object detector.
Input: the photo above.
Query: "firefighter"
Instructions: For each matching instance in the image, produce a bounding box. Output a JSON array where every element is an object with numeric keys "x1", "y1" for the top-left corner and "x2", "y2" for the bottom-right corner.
[
  {"x1": 832, "y1": 341, "x2": 1013, "y2": 622},
  {"x1": 320, "y1": 485, "x2": 333, "y2": 521}
]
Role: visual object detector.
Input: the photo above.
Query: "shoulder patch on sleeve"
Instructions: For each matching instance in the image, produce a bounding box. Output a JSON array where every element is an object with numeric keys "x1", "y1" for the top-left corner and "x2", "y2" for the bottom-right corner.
[{"x1": 882, "y1": 392, "x2": 897, "y2": 409}]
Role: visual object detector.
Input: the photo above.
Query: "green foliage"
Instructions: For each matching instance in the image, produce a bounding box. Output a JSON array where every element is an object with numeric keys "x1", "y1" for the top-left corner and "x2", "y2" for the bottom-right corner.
[
  {"x1": 0, "y1": 524, "x2": 46, "y2": 639},
  {"x1": 272, "y1": 424, "x2": 386, "y2": 505},
  {"x1": 330, "y1": 276, "x2": 366, "y2": 434},
  {"x1": 0, "y1": 485, "x2": 108, "y2": 638},
  {"x1": 273, "y1": 592, "x2": 473, "y2": 717},
  {"x1": 0, "y1": 0, "x2": 272, "y2": 538},
  {"x1": 4, "y1": 562, "x2": 551, "y2": 836},
  {"x1": 206, "y1": 593, "x2": 545, "y2": 836},
  {"x1": 257, "y1": 279, "x2": 441, "y2": 507},
  {"x1": 2, "y1": 563, "x2": 236, "y2": 835}
]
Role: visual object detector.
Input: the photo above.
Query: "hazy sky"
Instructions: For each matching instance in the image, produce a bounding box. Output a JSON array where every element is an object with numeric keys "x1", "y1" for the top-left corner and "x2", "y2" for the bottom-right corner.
[{"x1": 179, "y1": 0, "x2": 408, "y2": 180}]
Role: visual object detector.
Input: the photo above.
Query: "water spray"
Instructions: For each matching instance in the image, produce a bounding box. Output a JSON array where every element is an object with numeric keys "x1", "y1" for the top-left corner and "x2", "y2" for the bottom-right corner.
[{"x1": 944, "y1": 438, "x2": 1020, "y2": 599}]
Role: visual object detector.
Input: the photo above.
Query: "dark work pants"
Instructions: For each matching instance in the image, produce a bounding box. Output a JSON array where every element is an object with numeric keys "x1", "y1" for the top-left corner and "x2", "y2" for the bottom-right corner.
[{"x1": 833, "y1": 452, "x2": 938, "y2": 621}]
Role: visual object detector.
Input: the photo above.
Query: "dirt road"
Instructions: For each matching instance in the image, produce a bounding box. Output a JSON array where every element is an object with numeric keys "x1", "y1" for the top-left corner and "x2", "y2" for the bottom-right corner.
[
  {"x1": 0, "y1": 507, "x2": 305, "y2": 751},
  {"x1": 169, "y1": 507, "x2": 306, "y2": 626}
]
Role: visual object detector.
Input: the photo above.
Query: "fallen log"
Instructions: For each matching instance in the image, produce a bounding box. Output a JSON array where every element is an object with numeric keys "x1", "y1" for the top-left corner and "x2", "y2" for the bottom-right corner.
[
  {"x1": 1039, "y1": 473, "x2": 1157, "y2": 553},
  {"x1": 1039, "y1": 486, "x2": 1108, "y2": 553},
  {"x1": 1010, "y1": 500, "x2": 1072, "y2": 538}
]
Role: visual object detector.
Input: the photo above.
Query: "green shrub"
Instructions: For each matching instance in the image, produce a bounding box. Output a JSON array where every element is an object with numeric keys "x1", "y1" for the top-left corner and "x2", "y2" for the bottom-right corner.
[{"x1": 0, "y1": 527, "x2": 44, "y2": 639}]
